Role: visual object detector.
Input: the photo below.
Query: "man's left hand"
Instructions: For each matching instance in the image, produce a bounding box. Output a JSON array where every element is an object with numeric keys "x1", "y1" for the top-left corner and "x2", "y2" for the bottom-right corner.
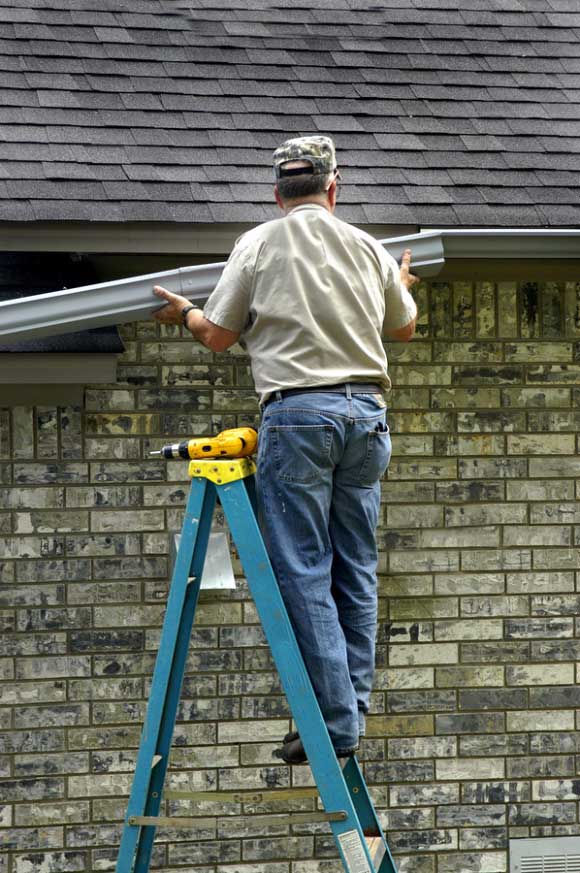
[{"x1": 152, "y1": 285, "x2": 193, "y2": 324}]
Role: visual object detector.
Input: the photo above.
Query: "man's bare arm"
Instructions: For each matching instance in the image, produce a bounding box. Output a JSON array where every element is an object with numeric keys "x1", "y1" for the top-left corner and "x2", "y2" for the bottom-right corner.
[
  {"x1": 385, "y1": 318, "x2": 416, "y2": 343},
  {"x1": 152, "y1": 285, "x2": 240, "y2": 353},
  {"x1": 383, "y1": 248, "x2": 418, "y2": 343}
]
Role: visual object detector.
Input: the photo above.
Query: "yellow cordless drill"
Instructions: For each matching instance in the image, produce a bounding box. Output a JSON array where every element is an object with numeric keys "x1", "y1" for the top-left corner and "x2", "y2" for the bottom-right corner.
[{"x1": 150, "y1": 427, "x2": 258, "y2": 460}]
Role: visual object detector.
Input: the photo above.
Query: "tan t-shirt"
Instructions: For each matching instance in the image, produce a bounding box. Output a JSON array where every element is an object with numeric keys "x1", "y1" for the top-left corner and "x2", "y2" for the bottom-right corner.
[{"x1": 203, "y1": 203, "x2": 416, "y2": 402}]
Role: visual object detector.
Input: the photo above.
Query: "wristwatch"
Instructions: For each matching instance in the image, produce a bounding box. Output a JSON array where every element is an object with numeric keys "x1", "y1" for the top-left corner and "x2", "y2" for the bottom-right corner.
[{"x1": 181, "y1": 304, "x2": 198, "y2": 325}]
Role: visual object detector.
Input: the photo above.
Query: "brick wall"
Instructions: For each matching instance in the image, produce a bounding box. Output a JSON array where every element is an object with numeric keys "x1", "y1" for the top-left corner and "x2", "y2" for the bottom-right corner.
[{"x1": 1, "y1": 277, "x2": 580, "y2": 873}]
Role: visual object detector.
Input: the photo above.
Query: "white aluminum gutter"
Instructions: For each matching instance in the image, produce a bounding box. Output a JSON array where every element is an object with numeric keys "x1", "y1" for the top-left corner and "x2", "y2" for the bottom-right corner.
[{"x1": 0, "y1": 228, "x2": 578, "y2": 344}]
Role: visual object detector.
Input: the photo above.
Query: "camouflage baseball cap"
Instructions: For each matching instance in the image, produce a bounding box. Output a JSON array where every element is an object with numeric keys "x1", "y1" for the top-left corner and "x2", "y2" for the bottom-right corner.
[{"x1": 273, "y1": 135, "x2": 337, "y2": 179}]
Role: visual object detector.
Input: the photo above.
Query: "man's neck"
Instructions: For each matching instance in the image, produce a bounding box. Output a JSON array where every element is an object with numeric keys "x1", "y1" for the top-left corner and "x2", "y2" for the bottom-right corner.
[{"x1": 283, "y1": 196, "x2": 330, "y2": 215}]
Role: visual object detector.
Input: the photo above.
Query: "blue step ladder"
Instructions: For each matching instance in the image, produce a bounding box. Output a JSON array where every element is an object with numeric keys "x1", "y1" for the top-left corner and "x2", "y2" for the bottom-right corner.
[{"x1": 115, "y1": 455, "x2": 398, "y2": 873}]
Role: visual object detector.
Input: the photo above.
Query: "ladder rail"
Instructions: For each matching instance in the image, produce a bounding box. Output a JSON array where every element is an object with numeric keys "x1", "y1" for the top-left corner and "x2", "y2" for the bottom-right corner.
[
  {"x1": 220, "y1": 476, "x2": 391, "y2": 873},
  {"x1": 116, "y1": 479, "x2": 216, "y2": 873}
]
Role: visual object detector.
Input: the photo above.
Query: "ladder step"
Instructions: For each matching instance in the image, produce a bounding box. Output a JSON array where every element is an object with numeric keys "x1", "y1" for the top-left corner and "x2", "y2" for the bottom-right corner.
[
  {"x1": 129, "y1": 810, "x2": 347, "y2": 829},
  {"x1": 366, "y1": 836, "x2": 386, "y2": 869},
  {"x1": 164, "y1": 787, "x2": 320, "y2": 804}
]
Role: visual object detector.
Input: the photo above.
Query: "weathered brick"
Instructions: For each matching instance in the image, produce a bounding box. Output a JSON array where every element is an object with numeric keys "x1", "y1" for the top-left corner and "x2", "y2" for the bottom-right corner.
[
  {"x1": 69, "y1": 630, "x2": 144, "y2": 653},
  {"x1": 14, "y1": 703, "x2": 89, "y2": 729},
  {"x1": 65, "y1": 533, "x2": 141, "y2": 556},
  {"x1": 462, "y1": 781, "x2": 530, "y2": 803},
  {"x1": 92, "y1": 556, "x2": 167, "y2": 580},
  {"x1": 460, "y1": 734, "x2": 527, "y2": 757},
  {"x1": 13, "y1": 851, "x2": 87, "y2": 871},
  {"x1": 14, "y1": 751, "x2": 88, "y2": 778},
  {"x1": 502, "y1": 386, "x2": 571, "y2": 408},
  {"x1": 36, "y1": 407, "x2": 58, "y2": 459},
  {"x1": 14, "y1": 801, "x2": 90, "y2": 826},
  {"x1": 0, "y1": 826, "x2": 64, "y2": 850},
  {"x1": 432, "y1": 387, "x2": 500, "y2": 410},
  {"x1": 461, "y1": 596, "x2": 528, "y2": 618},
  {"x1": 461, "y1": 641, "x2": 530, "y2": 664},
  {"x1": 505, "y1": 618, "x2": 573, "y2": 639},
  {"x1": 388, "y1": 736, "x2": 456, "y2": 759},
  {"x1": 453, "y1": 365, "x2": 523, "y2": 385},
  {"x1": 90, "y1": 460, "x2": 165, "y2": 483},
  {"x1": 458, "y1": 410, "x2": 525, "y2": 432},
  {"x1": 388, "y1": 643, "x2": 457, "y2": 667},
  {"x1": 434, "y1": 434, "x2": 505, "y2": 456},
  {"x1": 436, "y1": 480, "x2": 504, "y2": 503},
  {"x1": 69, "y1": 677, "x2": 143, "y2": 702},
  {"x1": 66, "y1": 485, "x2": 143, "y2": 508},
  {"x1": 0, "y1": 535, "x2": 64, "y2": 558},
  {"x1": 387, "y1": 458, "x2": 457, "y2": 480},
  {"x1": 13, "y1": 463, "x2": 88, "y2": 484},
  {"x1": 436, "y1": 666, "x2": 504, "y2": 687},
  {"x1": 528, "y1": 364, "x2": 580, "y2": 383},
  {"x1": 0, "y1": 631, "x2": 66, "y2": 657},
  {"x1": 436, "y1": 713, "x2": 504, "y2": 735},
  {"x1": 390, "y1": 597, "x2": 457, "y2": 620},
  {"x1": 374, "y1": 667, "x2": 434, "y2": 690},
  {"x1": 533, "y1": 640, "x2": 580, "y2": 662},
  {"x1": 529, "y1": 685, "x2": 580, "y2": 709},
  {"x1": 508, "y1": 433, "x2": 575, "y2": 455},
  {"x1": 390, "y1": 364, "x2": 452, "y2": 386},
  {"x1": 438, "y1": 851, "x2": 506, "y2": 873},
  {"x1": 0, "y1": 680, "x2": 65, "y2": 705},
  {"x1": 86, "y1": 413, "x2": 159, "y2": 434},
  {"x1": 507, "y1": 571, "x2": 574, "y2": 593},
  {"x1": 0, "y1": 585, "x2": 64, "y2": 609},
  {"x1": 435, "y1": 619, "x2": 503, "y2": 642},
  {"x1": 476, "y1": 282, "x2": 496, "y2": 339},
  {"x1": 17, "y1": 605, "x2": 91, "y2": 632},
  {"x1": 84, "y1": 437, "x2": 141, "y2": 460},
  {"x1": 390, "y1": 782, "x2": 459, "y2": 807},
  {"x1": 437, "y1": 758, "x2": 505, "y2": 781},
  {"x1": 533, "y1": 547, "x2": 580, "y2": 569},
  {"x1": 458, "y1": 457, "x2": 527, "y2": 479},
  {"x1": 504, "y1": 525, "x2": 571, "y2": 547},
  {"x1": 0, "y1": 777, "x2": 64, "y2": 802},
  {"x1": 507, "y1": 710, "x2": 575, "y2": 732},
  {"x1": 0, "y1": 487, "x2": 64, "y2": 509},
  {"x1": 366, "y1": 714, "x2": 433, "y2": 737},
  {"x1": 457, "y1": 688, "x2": 526, "y2": 712},
  {"x1": 11, "y1": 407, "x2": 33, "y2": 460},
  {"x1": 16, "y1": 559, "x2": 90, "y2": 583},
  {"x1": 531, "y1": 780, "x2": 580, "y2": 801},
  {"x1": 509, "y1": 802, "x2": 577, "y2": 826}
]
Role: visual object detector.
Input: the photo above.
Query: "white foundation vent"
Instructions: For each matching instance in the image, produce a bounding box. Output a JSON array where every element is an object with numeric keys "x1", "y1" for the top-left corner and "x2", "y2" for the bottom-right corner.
[{"x1": 511, "y1": 837, "x2": 580, "y2": 872}]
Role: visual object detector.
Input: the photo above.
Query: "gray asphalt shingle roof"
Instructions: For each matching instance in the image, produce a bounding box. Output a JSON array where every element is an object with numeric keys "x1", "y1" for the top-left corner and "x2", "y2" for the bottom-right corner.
[{"x1": 0, "y1": 0, "x2": 578, "y2": 227}]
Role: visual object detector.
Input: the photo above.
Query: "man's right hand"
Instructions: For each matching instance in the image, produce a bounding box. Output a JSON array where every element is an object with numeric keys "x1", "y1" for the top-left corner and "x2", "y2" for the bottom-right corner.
[{"x1": 400, "y1": 248, "x2": 419, "y2": 290}]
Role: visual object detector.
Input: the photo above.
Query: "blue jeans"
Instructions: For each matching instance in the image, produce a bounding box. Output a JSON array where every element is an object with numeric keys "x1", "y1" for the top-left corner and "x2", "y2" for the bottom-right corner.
[{"x1": 256, "y1": 390, "x2": 392, "y2": 752}]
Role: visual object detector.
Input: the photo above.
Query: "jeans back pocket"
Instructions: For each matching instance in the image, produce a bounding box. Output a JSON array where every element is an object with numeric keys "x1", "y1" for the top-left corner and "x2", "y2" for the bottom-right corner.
[
  {"x1": 359, "y1": 424, "x2": 392, "y2": 487},
  {"x1": 264, "y1": 424, "x2": 334, "y2": 484}
]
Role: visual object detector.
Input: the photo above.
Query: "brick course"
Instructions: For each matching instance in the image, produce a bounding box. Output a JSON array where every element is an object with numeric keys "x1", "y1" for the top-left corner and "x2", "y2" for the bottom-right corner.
[{"x1": 1, "y1": 278, "x2": 580, "y2": 872}]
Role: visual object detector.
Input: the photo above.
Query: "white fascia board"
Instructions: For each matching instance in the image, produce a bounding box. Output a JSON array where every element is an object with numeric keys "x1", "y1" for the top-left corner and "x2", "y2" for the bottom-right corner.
[
  {"x1": 0, "y1": 353, "x2": 118, "y2": 384},
  {"x1": 0, "y1": 228, "x2": 578, "y2": 344}
]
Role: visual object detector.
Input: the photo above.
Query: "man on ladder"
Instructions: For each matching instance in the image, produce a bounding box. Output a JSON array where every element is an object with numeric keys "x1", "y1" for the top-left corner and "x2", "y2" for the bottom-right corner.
[{"x1": 154, "y1": 135, "x2": 418, "y2": 765}]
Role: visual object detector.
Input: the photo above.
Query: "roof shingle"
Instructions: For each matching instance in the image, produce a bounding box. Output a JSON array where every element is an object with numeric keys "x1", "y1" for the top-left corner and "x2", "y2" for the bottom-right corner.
[{"x1": 0, "y1": 0, "x2": 577, "y2": 227}]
